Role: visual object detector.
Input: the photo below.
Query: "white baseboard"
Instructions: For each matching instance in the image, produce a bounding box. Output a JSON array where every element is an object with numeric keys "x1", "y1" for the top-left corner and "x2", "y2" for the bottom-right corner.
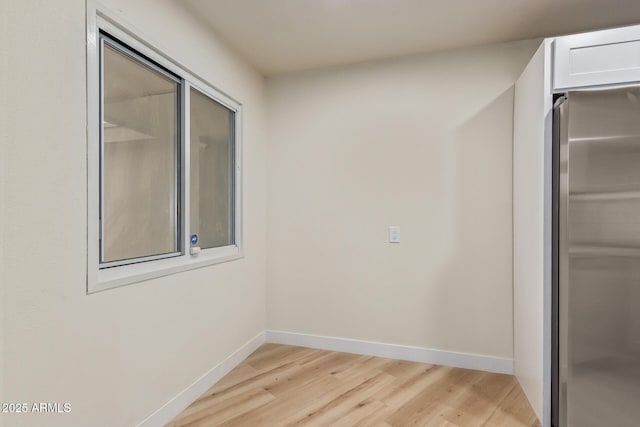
[
  {"x1": 137, "y1": 331, "x2": 266, "y2": 427},
  {"x1": 265, "y1": 330, "x2": 513, "y2": 375}
]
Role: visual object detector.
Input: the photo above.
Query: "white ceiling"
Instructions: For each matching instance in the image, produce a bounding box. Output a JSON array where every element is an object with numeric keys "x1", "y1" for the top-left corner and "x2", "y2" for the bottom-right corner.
[{"x1": 180, "y1": 0, "x2": 640, "y2": 75}]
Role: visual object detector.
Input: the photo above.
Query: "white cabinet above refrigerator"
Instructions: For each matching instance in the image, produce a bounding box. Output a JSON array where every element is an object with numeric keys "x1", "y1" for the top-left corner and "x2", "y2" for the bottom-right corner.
[{"x1": 554, "y1": 24, "x2": 640, "y2": 91}]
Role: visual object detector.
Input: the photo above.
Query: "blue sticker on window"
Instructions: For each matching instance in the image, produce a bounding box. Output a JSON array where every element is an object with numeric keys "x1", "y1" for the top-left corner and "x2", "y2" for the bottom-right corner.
[{"x1": 191, "y1": 234, "x2": 198, "y2": 245}]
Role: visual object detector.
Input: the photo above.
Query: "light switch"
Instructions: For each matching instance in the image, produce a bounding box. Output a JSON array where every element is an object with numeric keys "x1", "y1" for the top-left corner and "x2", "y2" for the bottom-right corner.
[{"x1": 389, "y1": 226, "x2": 401, "y2": 243}]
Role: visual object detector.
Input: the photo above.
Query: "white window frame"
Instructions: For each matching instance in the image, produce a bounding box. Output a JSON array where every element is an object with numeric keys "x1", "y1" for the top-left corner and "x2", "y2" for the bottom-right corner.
[{"x1": 87, "y1": 3, "x2": 243, "y2": 293}]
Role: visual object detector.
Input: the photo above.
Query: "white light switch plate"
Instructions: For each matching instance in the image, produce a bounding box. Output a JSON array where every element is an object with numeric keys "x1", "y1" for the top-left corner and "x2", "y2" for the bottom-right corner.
[{"x1": 389, "y1": 226, "x2": 401, "y2": 243}]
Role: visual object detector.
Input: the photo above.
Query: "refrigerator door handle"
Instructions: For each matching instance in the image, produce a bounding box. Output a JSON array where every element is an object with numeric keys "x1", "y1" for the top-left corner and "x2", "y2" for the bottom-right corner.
[{"x1": 553, "y1": 94, "x2": 569, "y2": 427}]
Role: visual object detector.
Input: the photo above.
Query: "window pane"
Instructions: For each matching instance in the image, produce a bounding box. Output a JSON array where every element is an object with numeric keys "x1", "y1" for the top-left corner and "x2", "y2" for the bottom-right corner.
[
  {"x1": 101, "y1": 41, "x2": 180, "y2": 264},
  {"x1": 190, "y1": 88, "x2": 234, "y2": 249}
]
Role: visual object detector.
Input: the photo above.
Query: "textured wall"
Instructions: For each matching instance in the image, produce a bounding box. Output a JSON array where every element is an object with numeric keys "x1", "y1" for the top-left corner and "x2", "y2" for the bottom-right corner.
[
  {"x1": 267, "y1": 39, "x2": 540, "y2": 359},
  {"x1": 1, "y1": 1, "x2": 267, "y2": 425}
]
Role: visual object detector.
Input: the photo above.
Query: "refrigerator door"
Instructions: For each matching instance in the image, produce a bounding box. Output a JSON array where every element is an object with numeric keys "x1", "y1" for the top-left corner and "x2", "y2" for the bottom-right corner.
[{"x1": 559, "y1": 87, "x2": 640, "y2": 427}]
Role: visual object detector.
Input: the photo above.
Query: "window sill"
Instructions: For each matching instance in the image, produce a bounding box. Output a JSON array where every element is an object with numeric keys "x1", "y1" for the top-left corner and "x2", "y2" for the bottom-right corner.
[{"x1": 89, "y1": 245, "x2": 243, "y2": 294}]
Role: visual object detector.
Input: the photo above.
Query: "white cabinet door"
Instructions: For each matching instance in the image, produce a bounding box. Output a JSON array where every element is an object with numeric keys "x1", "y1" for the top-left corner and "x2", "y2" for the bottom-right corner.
[{"x1": 554, "y1": 24, "x2": 640, "y2": 91}]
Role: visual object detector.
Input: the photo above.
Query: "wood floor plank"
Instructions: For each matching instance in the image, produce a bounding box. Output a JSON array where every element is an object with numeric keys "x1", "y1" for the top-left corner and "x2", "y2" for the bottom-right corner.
[
  {"x1": 483, "y1": 380, "x2": 541, "y2": 427},
  {"x1": 326, "y1": 400, "x2": 389, "y2": 427},
  {"x1": 385, "y1": 367, "x2": 480, "y2": 426},
  {"x1": 435, "y1": 372, "x2": 517, "y2": 425},
  {"x1": 167, "y1": 344, "x2": 540, "y2": 427},
  {"x1": 381, "y1": 360, "x2": 436, "y2": 382},
  {"x1": 264, "y1": 351, "x2": 367, "y2": 397},
  {"x1": 221, "y1": 357, "x2": 387, "y2": 426},
  {"x1": 379, "y1": 365, "x2": 452, "y2": 410},
  {"x1": 244, "y1": 345, "x2": 317, "y2": 372},
  {"x1": 167, "y1": 387, "x2": 275, "y2": 427},
  {"x1": 181, "y1": 362, "x2": 302, "y2": 416},
  {"x1": 286, "y1": 371, "x2": 396, "y2": 426},
  {"x1": 351, "y1": 402, "x2": 395, "y2": 427},
  {"x1": 208, "y1": 364, "x2": 258, "y2": 392}
]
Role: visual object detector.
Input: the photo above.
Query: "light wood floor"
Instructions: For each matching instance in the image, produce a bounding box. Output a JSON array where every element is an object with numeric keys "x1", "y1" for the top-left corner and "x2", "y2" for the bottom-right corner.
[{"x1": 167, "y1": 344, "x2": 540, "y2": 427}]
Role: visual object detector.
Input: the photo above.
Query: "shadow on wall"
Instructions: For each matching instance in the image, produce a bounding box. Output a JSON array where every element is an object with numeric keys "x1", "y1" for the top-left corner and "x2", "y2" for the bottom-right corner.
[{"x1": 426, "y1": 87, "x2": 515, "y2": 357}]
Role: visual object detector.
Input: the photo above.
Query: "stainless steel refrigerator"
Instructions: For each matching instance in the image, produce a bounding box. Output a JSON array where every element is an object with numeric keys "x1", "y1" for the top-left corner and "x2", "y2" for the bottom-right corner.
[{"x1": 554, "y1": 86, "x2": 640, "y2": 427}]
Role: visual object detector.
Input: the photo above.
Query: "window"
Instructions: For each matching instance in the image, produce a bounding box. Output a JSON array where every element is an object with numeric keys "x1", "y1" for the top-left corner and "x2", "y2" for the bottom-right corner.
[
  {"x1": 189, "y1": 88, "x2": 236, "y2": 250},
  {"x1": 100, "y1": 35, "x2": 181, "y2": 266},
  {"x1": 88, "y1": 15, "x2": 242, "y2": 292}
]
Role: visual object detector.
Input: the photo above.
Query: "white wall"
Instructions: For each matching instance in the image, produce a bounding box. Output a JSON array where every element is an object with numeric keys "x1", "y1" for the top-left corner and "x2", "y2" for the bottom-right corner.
[
  {"x1": 1, "y1": 1, "x2": 267, "y2": 426},
  {"x1": 0, "y1": 0, "x2": 7, "y2": 416},
  {"x1": 513, "y1": 40, "x2": 553, "y2": 424},
  {"x1": 267, "y1": 40, "x2": 540, "y2": 359}
]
